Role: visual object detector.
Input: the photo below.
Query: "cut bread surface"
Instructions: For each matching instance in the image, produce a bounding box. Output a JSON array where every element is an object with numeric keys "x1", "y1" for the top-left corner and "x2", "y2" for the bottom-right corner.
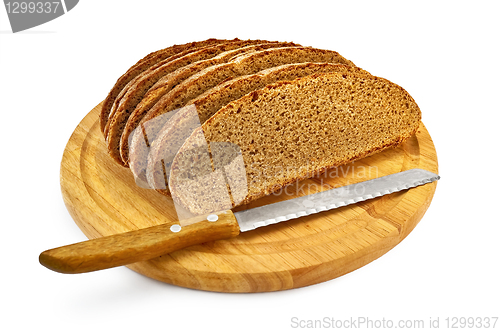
[
  {"x1": 141, "y1": 63, "x2": 370, "y2": 194},
  {"x1": 168, "y1": 72, "x2": 421, "y2": 215},
  {"x1": 129, "y1": 47, "x2": 355, "y2": 174}
]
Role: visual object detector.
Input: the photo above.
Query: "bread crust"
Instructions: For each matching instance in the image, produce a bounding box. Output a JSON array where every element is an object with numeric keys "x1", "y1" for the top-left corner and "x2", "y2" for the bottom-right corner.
[{"x1": 100, "y1": 38, "x2": 231, "y2": 134}]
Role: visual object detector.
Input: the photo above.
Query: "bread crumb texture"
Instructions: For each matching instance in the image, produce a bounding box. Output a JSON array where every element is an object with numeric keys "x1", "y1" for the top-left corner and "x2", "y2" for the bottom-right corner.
[{"x1": 169, "y1": 72, "x2": 421, "y2": 215}]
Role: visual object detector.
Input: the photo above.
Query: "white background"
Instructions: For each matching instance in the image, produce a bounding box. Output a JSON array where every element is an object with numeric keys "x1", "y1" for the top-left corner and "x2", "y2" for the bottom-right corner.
[{"x1": 1, "y1": 1, "x2": 499, "y2": 331}]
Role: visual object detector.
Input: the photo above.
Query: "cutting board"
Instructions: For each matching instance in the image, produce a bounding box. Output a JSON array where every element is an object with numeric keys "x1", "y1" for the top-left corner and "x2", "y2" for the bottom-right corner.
[{"x1": 60, "y1": 102, "x2": 438, "y2": 292}]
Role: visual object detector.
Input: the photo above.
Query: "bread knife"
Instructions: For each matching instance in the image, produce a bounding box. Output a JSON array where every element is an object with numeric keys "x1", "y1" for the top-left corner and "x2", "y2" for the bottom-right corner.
[{"x1": 39, "y1": 168, "x2": 439, "y2": 274}]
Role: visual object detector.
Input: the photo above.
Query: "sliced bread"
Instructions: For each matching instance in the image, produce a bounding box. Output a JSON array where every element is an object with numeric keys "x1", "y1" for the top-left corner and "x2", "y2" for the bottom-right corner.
[
  {"x1": 104, "y1": 39, "x2": 275, "y2": 166},
  {"x1": 104, "y1": 45, "x2": 220, "y2": 138},
  {"x1": 138, "y1": 47, "x2": 356, "y2": 161},
  {"x1": 141, "y1": 63, "x2": 370, "y2": 193},
  {"x1": 168, "y1": 72, "x2": 422, "y2": 215},
  {"x1": 100, "y1": 38, "x2": 230, "y2": 134},
  {"x1": 104, "y1": 39, "x2": 276, "y2": 139},
  {"x1": 105, "y1": 46, "x2": 211, "y2": 138},
  {"x1": 120, "y1": 42, "x2": 301, "y2": 166}
]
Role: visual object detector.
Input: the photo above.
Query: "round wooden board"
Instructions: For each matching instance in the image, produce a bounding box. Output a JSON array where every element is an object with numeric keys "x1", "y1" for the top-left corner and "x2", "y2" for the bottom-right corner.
[{"x1": 61, "y1": 102, "x2": 439, "y2": 293}]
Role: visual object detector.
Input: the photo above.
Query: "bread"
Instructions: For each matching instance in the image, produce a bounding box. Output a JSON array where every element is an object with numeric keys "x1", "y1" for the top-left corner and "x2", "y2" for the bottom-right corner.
[
  {"x1": 104, "y1": 39, "x2": 278, "y2": 166},
  {"x1": 119, "y1": 42, "x2": 300, "y2": 166},
  {"x1": 134, "y1": 47, "x2": 355, "y2": 167},
  {"x1": 104, "y1": 41, "x2": 246, "y2": 136},
  {"x1": 140, "y1": 63, "x2": 370, "y2": 193},
  {"x1": 168, "y1": 72, "x2": 421, "y2": 215},
  {"x1": 101, "y1": 40, "x2": 422, "y2": 217},
  {"x1": 105, "y1": 39, "x2": 277, "y2": 140},
  {"x1": 100, "y1": 38, "x2": 231, "y2": 134}
]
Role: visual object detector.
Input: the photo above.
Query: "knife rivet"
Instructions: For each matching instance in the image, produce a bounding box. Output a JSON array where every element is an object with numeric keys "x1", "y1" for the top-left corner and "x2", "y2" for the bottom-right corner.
[
  {"x1": 207, "y1": 214, "x2": 218, "y2": 222},
  {"x1": 170, "y1": 224, "x2": 182, "y2": 233}
]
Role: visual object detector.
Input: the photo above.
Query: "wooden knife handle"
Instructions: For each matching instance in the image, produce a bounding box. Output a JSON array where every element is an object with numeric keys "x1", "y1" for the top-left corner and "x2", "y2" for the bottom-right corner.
[{"x1": 39, "y1": 210, "x2": 240, "y2": 274}]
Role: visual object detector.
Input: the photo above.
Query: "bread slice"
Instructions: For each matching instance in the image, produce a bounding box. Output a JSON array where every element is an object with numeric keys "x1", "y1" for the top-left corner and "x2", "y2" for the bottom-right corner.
[
  {"x1": 168, "y1": 72, "x2": 421, "y2": 215},
  {"x1": 138, "y1": 47, "x2": 355, "y2": 161},
  {"x1": 104, "y1": 39, "x2": 276, "y2": 166},
  {"x1": 140, "y1": 63, "x2": 370, "y2": 193},
  {"x1": 119, "y1": 42, "x2": 300, "y2": 166},
  {"x1": 100, "y1": 38, "x2": 230, "y2": 134}
]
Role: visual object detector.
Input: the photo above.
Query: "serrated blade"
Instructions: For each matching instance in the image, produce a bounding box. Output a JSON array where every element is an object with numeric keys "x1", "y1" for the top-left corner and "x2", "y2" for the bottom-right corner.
[{"x1": 234, "y1": 168, "x2": 439, "y2": 232}]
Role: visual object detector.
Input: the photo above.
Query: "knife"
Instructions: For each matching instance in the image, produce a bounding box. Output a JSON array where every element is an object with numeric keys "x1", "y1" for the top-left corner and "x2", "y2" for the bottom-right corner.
[{"x1": 39, "y1": 168, "x2": 439, "y2": 274}]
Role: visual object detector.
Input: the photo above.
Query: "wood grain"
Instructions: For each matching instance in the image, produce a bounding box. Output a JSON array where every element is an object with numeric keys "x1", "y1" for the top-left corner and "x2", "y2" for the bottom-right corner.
[
  {"x1": 59, "y1": 102, "x2": 439, "y2": 292},
  {"x1": 40, "y1": 210, "x2": 240, "y2": 274}
]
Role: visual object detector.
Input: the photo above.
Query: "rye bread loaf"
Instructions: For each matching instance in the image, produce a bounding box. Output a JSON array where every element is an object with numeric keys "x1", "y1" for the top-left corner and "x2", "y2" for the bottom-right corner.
[
  {"x1": 100, "y1": 38, "x2": 231, "y2": 134},
  {"x1": 140, "y1": 63, "x2": 370, "y2": 193},
  {"x1": 135, "y1": 47, "x2": 355, "y2": 164},
  {"x1": 105, "y1": 39, "x2": 277, "y2": 166},
  {"x1": 168, "y1": 71, "x2": 422, "y2": 215},
  {"x1": 119, "y1": 42, "x2": 300, "y2": 166}
]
